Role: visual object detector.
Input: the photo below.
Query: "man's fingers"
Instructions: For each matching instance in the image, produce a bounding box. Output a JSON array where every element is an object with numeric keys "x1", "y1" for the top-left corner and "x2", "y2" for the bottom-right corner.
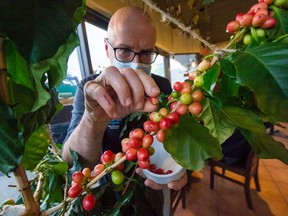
[
  {"x1": 136, "y1": 69, "x2": 160, "y2": 98},
  {"x1": 167, "y1": 171, "x2": 188, "y2": 191},
  {"x1": 119, "y1": 68, "x2": 145, "y2": 109}
]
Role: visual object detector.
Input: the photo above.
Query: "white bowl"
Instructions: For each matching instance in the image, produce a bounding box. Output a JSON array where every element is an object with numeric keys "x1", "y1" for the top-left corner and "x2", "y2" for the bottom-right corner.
[{"x1": 142, "y1": 137, "x2": 186, "y2": 185}]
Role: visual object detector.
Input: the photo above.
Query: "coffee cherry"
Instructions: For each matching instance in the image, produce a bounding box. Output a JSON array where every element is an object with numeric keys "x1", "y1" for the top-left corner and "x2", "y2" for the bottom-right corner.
[
  {"x1": 197, "y1": 60, "x2": 210, "y2": 72},
  {"x1": 166, "y1": 112, "x2": 180, "y2": 124},
  {"x1": 176, "y1": 104, "x2": 189, "y2": 115},
  {"x1": 173, "y1": 81, "x2": 183, "y2": 92},
  {"x1": 260, "y1": 17, "x2": 276, "y2": 29},
  {"x1": 180, "y1": 93, "x2": 193, "y2": 105},
  {"x1": 68, "y1": 183, "x2": 83, "y2": 198},
  {"x1": 125, "y1": 148, "x2": 138, "y2": 161},
  {"x1": 194, "y1": 75, "x2": 204, "y2": 87},
  {"x1": 235, "y1": 13, "x2": 244, "y2": 22},
  {"x1": 101, "y1": 150, "x2": 114, "y2": 165},
  {"x1": 149, "y1": 111, "x2": 163, "y2": 123},
  {"x1": 138, "y1": 159, "x2": 150, "y2": 169},
  {"x1": 111, "y1": 170, "x2": 124, "y2": 185},
  {"x1": 72, "y1": 171, "x2": 86, "y2": 185},
  {"x1": 82, "y1": 168, "x2": 91, "y2": 178},
  {"x1": 142, "y1": 134, "x2": 154, "y2": 148},
  {"x1": 256, "y1": 28, "x2": 266, "y2": 37},
  {"x1": 189, "y1": 102, "x2": 203, "y2": 115},
  {"x1": 93, "y1": 164, "x2": 105, "y2": 176},
  {"x1": 191, "y1": 90, "x2": 204, "y2": 102},
  {"x1": 128, "y1": 137, "x2": 142, "y2": 149},
  {"x1": 159, "y1": 108, "x2": 169, "y2": 117},
  {"x1": 273, "y1": 0, "x2": 286, "y2": 7},
  {"x1": 243, "y1": 33, "x2": 252, "y2": 45},
  {"x1": 188, "y1": 71, "x2": 198, "y2": 81},
  {"x1": 159, "y1": 117, "x2": 172, "y2": 131},
  {"x1": 156, "y1": 129, "x2": 166, "y2": 142},
  {"x1": 149, "y1": 96, "x2": 159, "y2": 105},
  {"x1": 252, "y1": 12, "x2": 268, "y2": 27},
  {"x1": 129, "y1": 128, "x2": 145, "y2": 139},
  {"x1": 137, "y1": 147, "x2": 150, "y2": 161},
  {"x1": 82, "y1": 193, "x2": 96, "y2": 211},
  {"x1": 226, "y1": 21, "x2": 240, "y2": 33},
  {"x1": 143, "y1": 120, "x2": 160, "y2": 133},
  {"x1": 239, "y1": 13, "x2": 253, "y2": 27}
]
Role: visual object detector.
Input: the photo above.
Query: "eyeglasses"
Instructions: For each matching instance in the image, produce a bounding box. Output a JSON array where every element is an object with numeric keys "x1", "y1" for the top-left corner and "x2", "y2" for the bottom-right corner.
[{"x1": 105, "y1": 38, "x2": 158, "y2": 64}]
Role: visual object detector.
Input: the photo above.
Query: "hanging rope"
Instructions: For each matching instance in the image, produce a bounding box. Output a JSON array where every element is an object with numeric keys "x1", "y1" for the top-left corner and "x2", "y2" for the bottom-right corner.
[{"x1": 141, "y1": 0, "x2": 236, "y2": 55}]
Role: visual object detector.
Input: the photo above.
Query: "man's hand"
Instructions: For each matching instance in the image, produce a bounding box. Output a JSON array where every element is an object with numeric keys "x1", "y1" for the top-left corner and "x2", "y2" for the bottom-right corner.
[
  {"x1": 84, "y1": 66, "x2": 160, "y2": 121},
  {"x1": 136, "y1": 168, "x2": 188, "y2": 191}
]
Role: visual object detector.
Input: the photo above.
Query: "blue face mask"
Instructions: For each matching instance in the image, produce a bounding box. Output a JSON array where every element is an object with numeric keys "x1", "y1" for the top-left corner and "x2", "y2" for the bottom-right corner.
[{"x1": 113, "y1": 60, "x2": 152, "y2": 75}]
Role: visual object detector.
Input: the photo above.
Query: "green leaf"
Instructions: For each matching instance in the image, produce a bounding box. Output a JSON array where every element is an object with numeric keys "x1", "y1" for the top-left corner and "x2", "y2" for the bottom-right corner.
[
  {"x1": 231, "y1": 42, "x2": 288, "y2": 121},
  {"x1": 0, "y1": 0, "x2": 86, "y2": 64},
  {"x1": 20, "y1": 89, "x2": 62, "y2": 142},
  {"x1": 164, "y1": 115, "x2": 222, "y2": 170},
  {"x1": 201, "y1": 98, "x2": 235, "y2": 144},
  {"x1": 240, "y1": 129, "x2": 288, "y2": 164},
  {"x1": 21, "y1": 124, "x2": 50, "y2": 170},
  {"x1": 0, "y1": 101, "x2": 24, "y2": 175},
  {"x1": 268, "y1": 6, "x2": 288, "y2": 39},
  {"x1": 220, "y1": 106, "x2": 288, "y2": 164},
  {"x1": 51, "y1": 162, "x2": 69, "y2": 175},
  {"x1": 203, "y1": 64, "x2": 220, "y2": 95}
]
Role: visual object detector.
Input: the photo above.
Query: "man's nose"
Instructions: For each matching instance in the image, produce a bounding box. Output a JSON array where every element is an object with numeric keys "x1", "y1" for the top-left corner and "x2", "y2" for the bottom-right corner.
[{"x1": 132, "y1": 53, "x2": 141, "y2": 63}]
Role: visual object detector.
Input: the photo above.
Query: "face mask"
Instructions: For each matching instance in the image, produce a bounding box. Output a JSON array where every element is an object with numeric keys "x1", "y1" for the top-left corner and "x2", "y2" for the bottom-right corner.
[{"x1": 113, "y1": 60, "x2": 152, "y2": 75}]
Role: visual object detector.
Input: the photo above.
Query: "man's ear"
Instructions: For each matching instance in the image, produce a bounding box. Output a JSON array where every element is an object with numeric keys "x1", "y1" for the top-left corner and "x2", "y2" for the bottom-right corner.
[{"x1": 104, "y1": 38, "x2": 109, "y2": 58}]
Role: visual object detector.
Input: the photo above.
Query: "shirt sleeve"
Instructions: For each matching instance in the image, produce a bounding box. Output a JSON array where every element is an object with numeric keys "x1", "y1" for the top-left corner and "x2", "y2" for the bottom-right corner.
[{"x1": 63, "y1": 74, "x2": 97, "y2": 144}]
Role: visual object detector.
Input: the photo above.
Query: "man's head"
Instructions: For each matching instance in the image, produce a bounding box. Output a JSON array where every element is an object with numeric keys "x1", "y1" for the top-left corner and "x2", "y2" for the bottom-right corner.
[{"x1": 105, "y1": 6, "x2": 158, "y2": 74}]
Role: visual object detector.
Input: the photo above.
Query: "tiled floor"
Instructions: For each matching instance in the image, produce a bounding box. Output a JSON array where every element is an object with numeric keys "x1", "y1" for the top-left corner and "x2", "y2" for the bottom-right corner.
[{"x1": 174, "y1": 123, "x2": 288, "y2": 216}]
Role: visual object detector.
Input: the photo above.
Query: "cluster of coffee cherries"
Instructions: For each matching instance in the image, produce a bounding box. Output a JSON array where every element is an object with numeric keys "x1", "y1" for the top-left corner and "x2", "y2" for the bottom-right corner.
[
  {"x1": 67, "y1": 168, "x2": 97, "y2": 211},
  {"x1": 144, "y1": 77, "x2": 206, "y2": 143},
  {"x1": 225, "y1": 0, "x2": 284, "y2": 45},
  {"x1": 149, "y1": 164, "x2": 173, "y2": 175}
]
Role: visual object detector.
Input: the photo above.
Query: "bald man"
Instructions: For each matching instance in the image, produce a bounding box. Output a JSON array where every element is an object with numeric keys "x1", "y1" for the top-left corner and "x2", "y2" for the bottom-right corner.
[{"x1": 63, "y1": 6, "x2": 187, "y2": 191}]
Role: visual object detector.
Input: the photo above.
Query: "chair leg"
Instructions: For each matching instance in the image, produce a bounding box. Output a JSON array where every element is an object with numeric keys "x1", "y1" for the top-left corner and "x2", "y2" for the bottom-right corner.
[
  {"x1": 210, "y1": 165, "x2": 215, "y2": 190},
  {"x1": 244, "y1": 180, "x2": 253, "y2": 210},
  {"x1": 254, "y1": 169, "x2": 261, "y2": 192},
  {"x1": 181, "y1": 187, "x2": 186, "y2": 209}
]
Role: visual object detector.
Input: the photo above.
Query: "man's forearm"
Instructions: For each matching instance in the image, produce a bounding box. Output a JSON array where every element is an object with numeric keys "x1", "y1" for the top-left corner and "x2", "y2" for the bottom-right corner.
[{"x1": 62, "y1": 111, "x2": 109, "y2": 169}]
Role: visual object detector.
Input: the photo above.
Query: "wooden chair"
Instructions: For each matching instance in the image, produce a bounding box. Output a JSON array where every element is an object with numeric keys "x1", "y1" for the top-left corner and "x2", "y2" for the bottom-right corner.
[
  {"x1": 170, "y1": 170, "x2": 192, "y2": 215},
  {"x1": 209, "y1": 149, "x2": 261, "y2": 210},
  {"x1": 170, "y1": 186, "x2": 187, "y2": 215}
]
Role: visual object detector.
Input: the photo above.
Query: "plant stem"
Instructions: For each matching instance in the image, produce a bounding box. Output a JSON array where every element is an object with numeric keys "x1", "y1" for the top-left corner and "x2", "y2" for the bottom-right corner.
[
  {"x1": 1, "y1": 37, "x2": 41, "y2": 216},
  {"x1": 0, "y1": 38, "x2": 9, "y2": 103},
  {"x1": 14, "y1": 164, "x2": 41, "y2": 216},
  {"x1": 33, "y1": 172, "x2": 44, "y2": 203},
  {"x1": 41, "y1": 155, "x2": 127, "y2": 215}
]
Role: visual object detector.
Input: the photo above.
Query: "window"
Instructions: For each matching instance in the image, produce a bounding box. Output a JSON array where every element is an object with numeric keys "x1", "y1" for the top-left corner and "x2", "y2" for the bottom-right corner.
[
  {"x1": 170, "y1": 53, "x2": 199, "y2": 85},
  {"x1": 85, "y1": 22, "x2": 110, "y2": 73},
  {"x1": 151, "y1": 54, "x2": 165, "y2": 77}
]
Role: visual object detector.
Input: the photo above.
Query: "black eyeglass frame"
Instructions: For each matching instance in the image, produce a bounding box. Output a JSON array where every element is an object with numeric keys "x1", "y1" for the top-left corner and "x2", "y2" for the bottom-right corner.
[{"x1": 105, "y1": 38, "x2": 159, "y2": 64}]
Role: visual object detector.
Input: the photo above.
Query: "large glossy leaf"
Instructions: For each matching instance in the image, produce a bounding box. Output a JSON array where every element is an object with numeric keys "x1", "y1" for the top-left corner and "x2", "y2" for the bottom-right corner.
[
  {"x1": 0, "y1": 0, "x2": 85, "y2": 64},
  {"x1": 240, "y1": 129, "x2": 288, "y2": 164},
  {"x1": 164, "y1": 115, "x2": 223, "y2": 170},
  {"x1": 268, "y1": 6, "x2": 288, "y2": 39},
  {"x1": 21, "y1": 124, "x2": 50, "y2": 170},
  {"x1": 201, "y1": 98, "x2": 235, "y2": 144},
  {"x1": 231, "y1": 42, "x2": 288, "y2": 121},
  {"x1": 221, "y1": 106, "x2": 288, "y2": 163},
  {"x1": 0, "y1": 101, "x2": 24, "y2": 175}
]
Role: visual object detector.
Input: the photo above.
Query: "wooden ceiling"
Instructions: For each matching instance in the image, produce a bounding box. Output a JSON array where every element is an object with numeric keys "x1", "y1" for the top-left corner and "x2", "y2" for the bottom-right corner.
[{"x1": 151, "y1": 0, "x2": 255, "y2": 44}]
